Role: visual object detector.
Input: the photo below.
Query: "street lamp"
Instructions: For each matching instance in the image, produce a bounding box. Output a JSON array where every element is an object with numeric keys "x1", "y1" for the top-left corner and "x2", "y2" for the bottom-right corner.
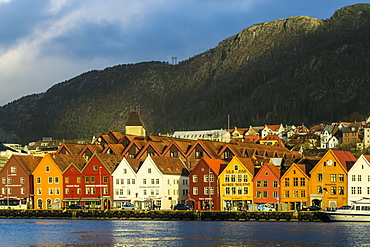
[{"x1": 99, "y1": 167, "x2": 103, "y2": 209}]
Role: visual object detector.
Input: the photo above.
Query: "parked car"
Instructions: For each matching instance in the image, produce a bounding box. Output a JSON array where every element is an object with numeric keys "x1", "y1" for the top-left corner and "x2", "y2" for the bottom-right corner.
[
  {"x1": 68, "y1": 204, "x2": 84, "y2": 209},
  {"x1": 122, "y1": 204, "x2": 138, "y2": 210},
  {"x1": 300, "y1": 206, "x2": 321, "y2": 211},
  {"x1": 257, "y1": 204, "x2": 276, "y2": 211},
  {"x1": 173, "y1": 203, "x2": 192, "y2": 211}
]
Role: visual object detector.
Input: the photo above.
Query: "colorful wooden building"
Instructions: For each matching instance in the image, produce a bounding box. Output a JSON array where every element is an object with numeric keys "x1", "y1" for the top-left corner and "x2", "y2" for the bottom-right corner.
[
  {"x1": 219, "y1": 157, "x2": 255, "y2": 211},
  {"x1": 309, "y1": 149, "x2": 357, "y2": 209}
]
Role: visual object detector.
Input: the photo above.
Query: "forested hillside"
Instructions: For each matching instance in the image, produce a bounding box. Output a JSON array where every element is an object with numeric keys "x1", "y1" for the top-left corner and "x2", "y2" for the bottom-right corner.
[{"x1": 0, "y1": 4, "x2": 369, "y2": 144}]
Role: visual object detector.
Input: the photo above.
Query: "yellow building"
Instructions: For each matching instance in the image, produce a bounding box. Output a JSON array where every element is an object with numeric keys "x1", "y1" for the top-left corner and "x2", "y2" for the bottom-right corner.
[
  {"x1": 124, "y1": 111, "x2": 146, "y2": 136},
  {"x1": 32, "y1": 154, "x2": 85, "y2": 209},
  {"x1": 280, "y1": 163, "x2": 311, "y2": 211},
  {"x1": 309, "y1": 149, "x2": 357, "y2": 209},
  {"x1": 219, "y1": 157, "x2": 255, "y2": 211}
]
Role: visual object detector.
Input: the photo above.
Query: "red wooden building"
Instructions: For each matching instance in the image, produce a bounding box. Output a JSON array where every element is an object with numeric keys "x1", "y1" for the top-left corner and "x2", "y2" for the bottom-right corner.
[{"x1": 188, "y1": 158, "x2": 226, "y2": 210}]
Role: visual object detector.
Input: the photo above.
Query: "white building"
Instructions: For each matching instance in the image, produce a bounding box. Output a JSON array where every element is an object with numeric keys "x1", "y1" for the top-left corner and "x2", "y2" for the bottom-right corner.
[
  {"x1": 172, "y1": 129, "x2": 230, "y2": 143},
  {"x1": 136, "y1": 156, "x2": 190, "y2": 210},
  {"x1": 112, "y1": 158, "x2": 141, "y2": 209},
  {"x1": 347, "y1": 155, "x2": 370, "y2": 204}
]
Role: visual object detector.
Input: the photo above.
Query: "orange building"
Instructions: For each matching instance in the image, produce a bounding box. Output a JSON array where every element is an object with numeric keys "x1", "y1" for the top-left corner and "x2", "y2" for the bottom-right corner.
[
  {"x1": 280, "y1": 163, "x2": 312, "y2": 211},
  {"x1": 32, "y1": 154, "x2": 85, "y2": 209},
  {"x1": 309, "y1": 149, "x2": 357, "y2": 209}
]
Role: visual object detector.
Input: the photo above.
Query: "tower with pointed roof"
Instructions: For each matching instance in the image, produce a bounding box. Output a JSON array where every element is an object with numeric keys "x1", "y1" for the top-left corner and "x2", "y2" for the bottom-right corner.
[{"x1": 124, "y1": 111, "x2": 146, "y2": 136}]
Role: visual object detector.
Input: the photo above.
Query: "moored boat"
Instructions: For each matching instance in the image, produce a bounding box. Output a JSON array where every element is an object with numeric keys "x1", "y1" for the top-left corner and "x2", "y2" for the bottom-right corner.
[{"x1": 324, "y1": 198, "x2": 370, "y2": 222}]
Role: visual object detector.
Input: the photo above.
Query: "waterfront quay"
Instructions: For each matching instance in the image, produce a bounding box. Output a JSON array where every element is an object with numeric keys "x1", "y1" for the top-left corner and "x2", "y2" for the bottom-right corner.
[{"x1": 0, "y1": 209, "x2": 328, "y2": 221}]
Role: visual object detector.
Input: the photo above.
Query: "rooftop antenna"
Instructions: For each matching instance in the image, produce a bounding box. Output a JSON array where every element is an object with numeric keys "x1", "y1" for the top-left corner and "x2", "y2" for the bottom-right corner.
[{"x1": 171, "y1": 57, "x2": 178, "y2": 65}]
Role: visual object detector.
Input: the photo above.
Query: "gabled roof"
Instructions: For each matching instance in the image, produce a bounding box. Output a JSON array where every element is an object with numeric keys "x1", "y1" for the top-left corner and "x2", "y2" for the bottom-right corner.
[
  {"x1": 107, "y1": 131, "x2": 124, "y2": 143},
  {"x1": 124, "y1": 158, "x2": 142, "y2": 173},
  {"x1": 92, "y1": 153, "x2": 124, "y2": 174},
  {"x1": 150, "y1": 156, "x2": 189, "y2": 176},
  {"x1": 125, "y1": 111, "x2": 146, "y2": 128},
  {"x1": 260, "y1": 135, "x2": 282, "y2": 141},
  {"x1": 56, "y1": 143, "x2": 87, "y2": 155},
  {"x1": 135, "y1": 141, "x2": 164, "y2": 159},
  {"x1": 265, "y1": 124, "x2": 282, "y2": 131},
  {"x1": 102, "y1": 144, "x2": 125, "y2": 155},
  {"x1": 79, "y1": 144, "x2": 104, "y2": 156},
  {"x1": 237, "y1": 157, "x2": 256, "y2": 176},
  {"x1": 332, "y1": 150, "x2": 357, "y2": 171},
  {"x1": 201, "y1": 157, "x2": 227, "y2": 176},
  {"x1": 12, "y1": 155, "x2": 42, "y2": 174},
  {"x1": 49, "y1": 154, "x2": 86, "y2": 172}
]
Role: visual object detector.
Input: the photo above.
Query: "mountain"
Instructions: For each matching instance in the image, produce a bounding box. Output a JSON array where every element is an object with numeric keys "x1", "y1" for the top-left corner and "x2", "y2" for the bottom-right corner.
[{"x1": 1, "y1": 4, "x2": 370, "y2": 144}]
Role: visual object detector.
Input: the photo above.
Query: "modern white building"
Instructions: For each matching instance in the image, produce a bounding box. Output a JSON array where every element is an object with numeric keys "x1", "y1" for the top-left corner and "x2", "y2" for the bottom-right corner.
[
  {"x1": 136, "y1": 156, "x2": 190, "y2": 210},
  {"x1": 172, "y1": 129, "x2": 230, "y2": 143},
  {"x1": 347, "y1": 154, "x2": 370, "y2": 204}
]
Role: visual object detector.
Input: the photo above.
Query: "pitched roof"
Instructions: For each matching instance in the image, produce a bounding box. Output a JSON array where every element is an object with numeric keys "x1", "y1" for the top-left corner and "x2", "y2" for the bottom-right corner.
[
  {"x1": 125, "y1": 111, "x2": 146, "y2": 128},
  {"x1": 57, "y1": 143, "x2": 87, "y2": 155},
  {"x1": 202, "y1": 158, "x2": 227, "y2": 176},
  {"x1": 124, "y1": 158, "x2": 142, "y2": 173},
  {"x1": 13, "y1": 155, "x2": 42, "y2": 174},
  {"x1": 332, "y1": 150, "x2": 357, "y2": 171},
  {"x1": 94, "y1": 153, "x2": 124, "y2": 174},
  {"x1": 150, "y1": 156, "x2": 189, "y2": 176},
  {"x1": 50, "y1": 154, "x2": 86, "y2": 172},
  {"x1": 266, "y1": 124, "x2": 282, "y2": 131},
  {"x1": 237, "y1": 157, "x2": 256, "y2": 176}
]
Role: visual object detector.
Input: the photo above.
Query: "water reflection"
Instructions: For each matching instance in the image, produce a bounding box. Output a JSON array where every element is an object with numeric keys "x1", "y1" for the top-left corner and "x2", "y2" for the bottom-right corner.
[{"x1": 1, "y1": 219, "x2": 370, "y2": 246}]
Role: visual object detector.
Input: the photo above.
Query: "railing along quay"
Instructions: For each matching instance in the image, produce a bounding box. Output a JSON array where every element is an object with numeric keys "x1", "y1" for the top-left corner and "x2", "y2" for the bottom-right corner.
[{"x1": 0, "y1": 209, "x2": 329, "y2": 221}]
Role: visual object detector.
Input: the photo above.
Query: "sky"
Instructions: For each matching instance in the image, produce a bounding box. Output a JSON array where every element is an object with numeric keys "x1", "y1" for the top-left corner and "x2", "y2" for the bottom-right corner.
[{"x1": 0, "y1": 0, "x2": 366, "y2": 106}]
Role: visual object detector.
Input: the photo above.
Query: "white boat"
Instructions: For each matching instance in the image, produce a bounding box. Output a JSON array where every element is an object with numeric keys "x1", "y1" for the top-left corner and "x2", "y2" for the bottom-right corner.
[{"x1": 324, "y1": 198, "x2": 370, "y2": 222}]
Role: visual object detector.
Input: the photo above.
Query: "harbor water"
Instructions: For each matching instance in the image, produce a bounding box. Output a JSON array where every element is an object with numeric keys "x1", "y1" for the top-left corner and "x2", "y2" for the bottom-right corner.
[{"x1": 1, "y1": 219, "x2": 370, "y2": 246}]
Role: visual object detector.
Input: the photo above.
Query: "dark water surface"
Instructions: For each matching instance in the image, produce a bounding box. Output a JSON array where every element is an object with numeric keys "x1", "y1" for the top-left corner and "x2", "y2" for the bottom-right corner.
[{"x1": 0, "y1": 219, "x2": 369, "y2": 246}]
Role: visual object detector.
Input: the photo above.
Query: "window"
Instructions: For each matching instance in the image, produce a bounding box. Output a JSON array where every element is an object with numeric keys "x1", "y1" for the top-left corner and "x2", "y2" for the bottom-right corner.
[
  {"x1": 1, "y1": 178, "x2": 5, "y2": 184},
  {"x1": 21, "y1": 187, "x2": 25, "y2": 194},
  {"x1": 10, "y1": 166, "x2": 16, "y2": 173},
  {"x1": 37, "y1": 177, "x2": 41, "y2": 184},
  {"x1": 317, "y1": 186, "x2": 322, "y2": 194},
  {"x1": 243, "y1": 174, "x2": 248, "y2": 183},
  {"x1": 210, "y1": 187, "x2": 214, "y2": 195},
  {"x1": 123, "y1": 168, "x2": 127, "y2": 174},
  {"x1": 338, "y1": 174, "x2": 344, "y2": 182},
  {"x1": 351, "y1": 187, "x2": 356, "y2": 194},
  {"x1": 210, "y1": 175, "x2": 214, "y2": 182},
  {"x1": 37, "y1": 188, "x2": 42, "y2": 195},
  {"x1": 300, "y1": 178, "x2": 305, "y2": 186},
  {"x1": 48, "y1": 177, "x2": 53, "y2": 184},
  {"x1": 85, "y1": 177, "x2": 89, "y2": 183},
  {"x1": 358, "y1": 187, "x2": 362, "y2": 194},
  {"x1": 103, "y1": 176, "x2": 108, "y2": 183},
  {"x1": 300, "y1": 190, "x2": 306, "y2": 197},
  {"x1": 20, "y1": 177, "x2": 25, "y2": 184},
  {"x1": 330, "y1": 174, "x2": 336, "y2": 183},
  {"x1": 231, "y1": 175, "x2": 236, "y2": 182},
  {"x1": 203, "y1": 175, "x2": 208, "y2": 182},
  {"x1": 91, "y1": 176, "x2": 95, "y2": 183},
  {"x1": 244, "y1": 187, "x2": 249, "y2": 195},
  {"x1": 91, "y1": 188, "x2": 96, "y2": 194},
  {"x1": 284, "y1": 178, "x2": 290, "y2": 187},
  {"x1": 193, "y1": 175, "x2": 198, "y2": 183},
  {"x1": 273, "y1": 191, "x2": 278, "y2": 198},
  {"x1": 116, "y1": 179, "x2": 119, "y2": 185},
  {"x1": 7, "y1": 177, "x2": 11, "y2": 184},
  {"x1": 77, "y1": 177, "x2": 81, "y2": 184},
  {"x1": 358, "y1": 175, "x2": 362, "y2": 182},
  {"x1": 331, "y1": 187, "x2": 337, "y2": 195},
  {"x1": 225, "y1": 174, "x2": 230, "y2": 183},
  {"x1": 225, "y1": 187, "x2": 230, "y2": 195},
  {"x1": 195, "y1": 151, "x2": 203, "y2": 159},
  {"x1": 45, "y1": 166, "x2": 50, "y2": 172},
  {"x1": 234, "y1": 165, "x2": 239, "y2": 171},
  {"x1": 293, "y1": 178, "x2": 298, "y2": 186},
  {"x1": 273, "y1": 181, "x2": 278, "y2": 188},
  {"x1": 232, "y1": 187, "x2": 236, "y2": 195},
  {"x1": 85, "y1": 188, "x2": 90, "y2": 194},
  {"x1": 317, "y1": 173, "x2": 322, "y2": 182},
  {"x1": 104, "y1": 187, "x2": 108, "y2": 194},
  {"x1": 143, "y1": 189, "x2": 147, "y2": 196},
  {"x1": 263, "y1": 181, "x2": 268, "y2": 188},
  {"x1": 148, "y1": 168, "x2": 151, "y2": 173},
  {"x1": 256, "y1": 181, "x2": 261, "y2": 188},
  {"x1": 204, "y1": 187, "x2": 209, "y2": 195},
  {"x1": 338, "y1": 187, "x2": 344, "y2": 195},
  {"x1": 77, "y1": 188, "x2": 81, "y2": 194},
  {"x1": 55, "y1": 177, "x2": 59, "y2": 184},
  {"x1": 93, "y1": 165, "x2": 98, "y2": 170},
  {"x1": 49, "y1": 188, "x2": 53, "y2": 195},
  {"x1": 293, "y1": 190, "x2": 298, "y2": 198},
  {"x1": 352, "y1": 175, "x2": 356, "y2": 181},
  {"x1": 156, "y1": 179, "x2": 159, "y2": 184},
  {"x1": 284, "y1": 191, "x2": 289, "y2": 198},
  {"x1": 193, "y1": 187, "x2": 198, "y2": 195}
]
